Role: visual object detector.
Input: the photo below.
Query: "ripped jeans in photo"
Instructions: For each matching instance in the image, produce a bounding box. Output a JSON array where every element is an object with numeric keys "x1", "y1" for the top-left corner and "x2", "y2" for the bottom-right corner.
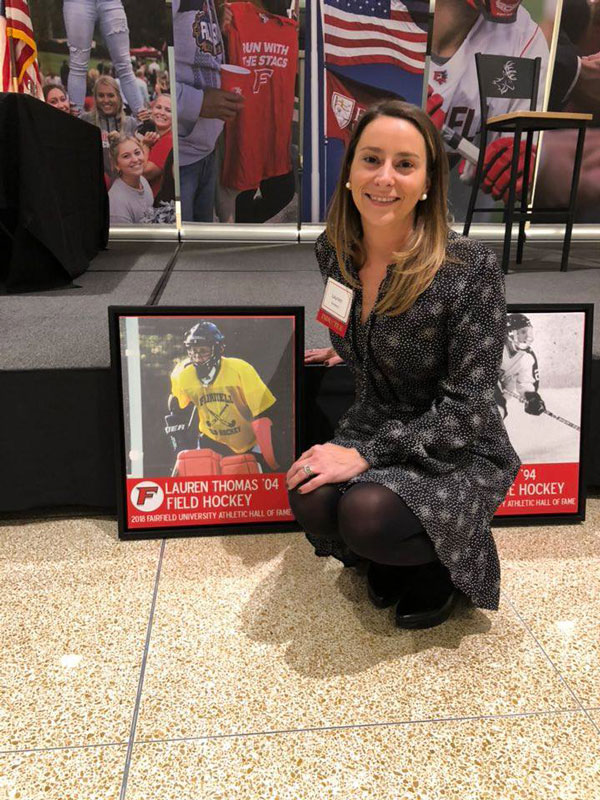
[{"x1": 63, "y1": 0, "x2": 144, "y2": 114}]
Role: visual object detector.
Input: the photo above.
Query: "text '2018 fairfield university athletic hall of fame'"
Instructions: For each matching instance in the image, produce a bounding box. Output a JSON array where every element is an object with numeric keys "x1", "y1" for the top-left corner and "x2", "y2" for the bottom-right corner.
[{"x1": 109, "y1": 307, "x2": 303, "y2": 538}]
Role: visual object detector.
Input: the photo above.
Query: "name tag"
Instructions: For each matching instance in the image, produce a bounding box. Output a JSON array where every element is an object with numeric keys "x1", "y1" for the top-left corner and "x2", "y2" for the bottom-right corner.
[{"x1": 316, "y1": 277, "x2": 354, "y2": 337}]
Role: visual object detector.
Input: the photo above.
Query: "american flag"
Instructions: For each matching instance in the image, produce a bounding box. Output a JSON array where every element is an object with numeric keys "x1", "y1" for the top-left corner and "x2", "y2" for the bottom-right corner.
[
  {"x1": 0, "y1": 0, "x2": 10, "y2": 91},
  {"x1": 0, "y1": 0, "x2": 42, "y2": 95},
  {"x1": 321, "y1": 0, "x2": 428, "y2": 74}
]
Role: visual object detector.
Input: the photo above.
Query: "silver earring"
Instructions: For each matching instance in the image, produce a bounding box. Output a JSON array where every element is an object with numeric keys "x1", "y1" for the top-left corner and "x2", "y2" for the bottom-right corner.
[
  {"x1": 421, "y1": 193, "x2": 428, "y2": 201},
  {"x1": 345, "y1": 181, "x2": 351, "y2": 189}
]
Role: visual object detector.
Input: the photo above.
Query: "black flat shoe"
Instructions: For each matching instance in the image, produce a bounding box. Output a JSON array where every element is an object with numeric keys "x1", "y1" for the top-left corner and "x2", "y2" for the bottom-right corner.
[
  {"x1": 395, "y1": 588, "x2": 459, "y2": 629},
  {"x1": 394, "y1": 559, "x2": 459, "y2": 629},
  {"x1": 367, "y1": 562, "x2": 405, "y2": 608}
]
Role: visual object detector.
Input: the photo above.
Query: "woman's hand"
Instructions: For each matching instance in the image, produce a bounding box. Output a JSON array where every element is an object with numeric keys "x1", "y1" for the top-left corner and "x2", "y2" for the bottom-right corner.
[
  {"x1": 137, "y1": 108, "x2": 151, "y2": 122},
  {"x1": 141, "y1": 131, "x2": 160, "y2": 149},
  {"x1": 286, "y1": 443, "x2": 369, "y2": 494},
  {"x1": 304, "y1": 347, "x2": 344, "y2": 367},
  {"x1": 200, "y1": 88, "x2": 244, "y2": 121}
]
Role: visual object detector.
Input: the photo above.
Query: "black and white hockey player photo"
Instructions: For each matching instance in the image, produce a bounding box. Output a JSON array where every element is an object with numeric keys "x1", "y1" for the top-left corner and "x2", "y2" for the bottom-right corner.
[
  {"x1": 496, "y1": 310, "x2": 583, "y2": 464},
  {"x1": 496, "y1": 312, "x2": 546, "y2": 420}
]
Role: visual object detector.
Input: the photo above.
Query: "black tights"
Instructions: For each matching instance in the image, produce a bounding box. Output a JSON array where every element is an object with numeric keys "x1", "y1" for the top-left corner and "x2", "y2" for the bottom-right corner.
[{"x1": 289, "y1": 482, "x2": 438, "y2": 566}]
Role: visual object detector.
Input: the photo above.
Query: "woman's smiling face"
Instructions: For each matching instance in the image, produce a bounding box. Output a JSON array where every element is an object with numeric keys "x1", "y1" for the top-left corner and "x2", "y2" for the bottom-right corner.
[
  {"x1": 96, "y1": 84, "x2": 120, "y2": 116},
  {"x1": 151, "y1": 95, "x2": 172, "y2": 132},
  {"x1": 46, "y1": 87, "x2": 70, "y2": 113},
  {"x1": 348, "y1": 115, "x2": 430, "y2": 231},
  {"x1": 116, "y1": 139, "x2": 144, "y2": 179}
]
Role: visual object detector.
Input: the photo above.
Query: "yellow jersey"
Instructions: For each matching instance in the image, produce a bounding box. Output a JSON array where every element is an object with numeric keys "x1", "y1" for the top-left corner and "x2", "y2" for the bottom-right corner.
[{"x1": 170, "y1": 357, "x2": 276, "y2": 454}]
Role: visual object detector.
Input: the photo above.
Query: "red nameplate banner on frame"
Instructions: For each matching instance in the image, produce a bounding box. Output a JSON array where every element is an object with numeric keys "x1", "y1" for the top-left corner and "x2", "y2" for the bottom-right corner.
[
  {"x1": 495, "y1": 463, "x2": 579, "y2": 516},
  {"x1": 126, "y1": 475, "x2": 292, "y2": 529}
]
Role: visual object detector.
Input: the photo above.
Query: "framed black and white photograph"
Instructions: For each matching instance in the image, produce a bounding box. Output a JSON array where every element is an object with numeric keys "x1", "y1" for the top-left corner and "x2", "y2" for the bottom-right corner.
[
  {"x1": 109, "y1": 306, "x2": 304, "y2": 538},
  {"x1": 494, "y1": 303, "x2": 593, "y2": 524}
]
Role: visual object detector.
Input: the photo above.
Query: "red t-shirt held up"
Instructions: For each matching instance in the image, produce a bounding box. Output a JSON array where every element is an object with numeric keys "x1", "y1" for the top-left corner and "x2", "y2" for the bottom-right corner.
[
  {"x1": 221, "y1": 2, "x2": 298, "y2": 191},
  {"x1": 148, "y1": 131, "x2": 173, "y2": 198}
]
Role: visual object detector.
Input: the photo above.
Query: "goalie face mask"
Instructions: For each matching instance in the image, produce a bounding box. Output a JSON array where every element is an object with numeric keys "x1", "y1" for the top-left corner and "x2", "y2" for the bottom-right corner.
[
  {"x1": 188, "y1": 346, "x2": 221, "y2": 384},
  {"x1": 184, "y1": 322, "x2": 225, "y2": 384},
  {"x1": 187, "y1": 344, "x2": 213, "y2": 367}
]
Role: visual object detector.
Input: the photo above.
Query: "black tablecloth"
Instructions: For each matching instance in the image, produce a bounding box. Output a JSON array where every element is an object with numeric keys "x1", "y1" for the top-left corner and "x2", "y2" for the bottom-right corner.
[{"x1": 0, "y1": 93, "x2": 109, "y2": 292}]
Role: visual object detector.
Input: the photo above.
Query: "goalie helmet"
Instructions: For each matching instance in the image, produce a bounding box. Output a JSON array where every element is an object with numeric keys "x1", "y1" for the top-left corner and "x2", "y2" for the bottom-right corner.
[
  {"x1": 184, "y1": 321, "x2": 225, "y2": 383},
  {"x1": 506, "y1": 313, "x2": 533, "y2": 350},
  {"x1": 465, "y1": 0, "x2": 522, "y2": 23}
]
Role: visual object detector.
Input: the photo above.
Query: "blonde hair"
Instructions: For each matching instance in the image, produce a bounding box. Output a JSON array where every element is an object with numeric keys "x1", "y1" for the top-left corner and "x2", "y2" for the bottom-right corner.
[
  {"x1": 90, "y1": 75, "x2": 128, "y2": 129},
  {"x1": 108, "y1": 133, "x2": 142, "y2": 172},
  {"x1": 326, "y1": 99, "x2": 452, "y2": 317}
]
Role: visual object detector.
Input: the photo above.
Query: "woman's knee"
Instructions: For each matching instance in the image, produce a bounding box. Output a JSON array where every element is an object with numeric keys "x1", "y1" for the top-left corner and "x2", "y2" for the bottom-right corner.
[
  {"x1": 288, "y1": 484, "x2": 340, "y2": 536},
  {"x1": 288, "y1": 484, "x2": 337, "y2": 518},
  {"x1": 337, "y1": 483, "x2": 425, "y2": 560},
  {"x1": 67, "y1": 44, "x2": 91, "y2": 73}
]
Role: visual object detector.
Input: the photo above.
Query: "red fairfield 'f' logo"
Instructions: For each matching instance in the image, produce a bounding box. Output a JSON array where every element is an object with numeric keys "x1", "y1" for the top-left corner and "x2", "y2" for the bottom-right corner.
[
  {"x1": 137, "y1": 486, "x2": 159, "y2": 504},
  {"x1": 130, "y1": 481, "x2": 164, "y2": 512},
  {"x1": 253, "y1": 69, "x2": 274, "y2": 94}
]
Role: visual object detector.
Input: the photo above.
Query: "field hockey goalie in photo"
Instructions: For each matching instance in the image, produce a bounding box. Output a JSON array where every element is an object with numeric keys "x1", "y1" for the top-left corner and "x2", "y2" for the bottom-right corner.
[{"x1": 164, "y1": 321, "x2": 281, "y2": 476}]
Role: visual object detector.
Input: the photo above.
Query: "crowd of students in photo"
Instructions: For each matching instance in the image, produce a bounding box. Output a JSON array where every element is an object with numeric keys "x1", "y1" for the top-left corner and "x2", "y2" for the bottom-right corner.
[{"x1": 40, "y1": 60, "x2": 175, "y2": 225}]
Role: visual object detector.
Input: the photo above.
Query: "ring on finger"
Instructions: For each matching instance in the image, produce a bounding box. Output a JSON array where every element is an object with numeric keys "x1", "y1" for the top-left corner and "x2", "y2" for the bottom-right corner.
[{"x1": 303, "y1": 464, "x2": 315, "y2": 478}]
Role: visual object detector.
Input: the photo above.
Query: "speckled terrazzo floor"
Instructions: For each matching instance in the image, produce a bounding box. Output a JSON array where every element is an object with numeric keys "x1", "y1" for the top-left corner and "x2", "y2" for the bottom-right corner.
[{"x1": 1, "y1": 503, "x2": 600, "y2": 799}]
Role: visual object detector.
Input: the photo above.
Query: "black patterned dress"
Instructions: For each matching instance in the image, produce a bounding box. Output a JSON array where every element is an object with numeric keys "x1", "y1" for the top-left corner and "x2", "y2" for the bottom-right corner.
[{"x1": 311, "y1": 230, "x2": 521, "y2": 611}]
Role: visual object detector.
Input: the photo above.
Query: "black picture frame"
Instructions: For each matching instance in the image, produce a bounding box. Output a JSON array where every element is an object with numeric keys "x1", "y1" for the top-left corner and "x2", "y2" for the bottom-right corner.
[
  {"x1": 492, "y1": 303, "x2": 593, "y2": 526},
  {"x1": 108, "y1": 306, "x2": 304, "y2": 539}
]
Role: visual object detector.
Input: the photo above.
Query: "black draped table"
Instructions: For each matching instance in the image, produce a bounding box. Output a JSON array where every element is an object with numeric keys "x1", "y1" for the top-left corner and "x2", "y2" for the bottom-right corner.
[{"x1": 0, "y1": 93, "x2": 109, "y2": 292}]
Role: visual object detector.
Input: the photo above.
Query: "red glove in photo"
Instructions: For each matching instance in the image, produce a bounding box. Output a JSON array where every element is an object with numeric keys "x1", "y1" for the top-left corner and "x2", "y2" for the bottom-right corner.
[
  {"x1": 427, "y1": 85, "x2": 445, "y2": 131},
  {"x1": 481, "y1": 136, "x2": 537, "y2": 203}
]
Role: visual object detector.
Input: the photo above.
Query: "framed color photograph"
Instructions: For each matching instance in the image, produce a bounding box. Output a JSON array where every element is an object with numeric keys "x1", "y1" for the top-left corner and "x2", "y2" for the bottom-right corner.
[
  {"x1": 493, "y1": 304, "x2": 593, "y2": 524},
  {"x1": 109, "y1": 307, "x2": 304, "y2": 538}
]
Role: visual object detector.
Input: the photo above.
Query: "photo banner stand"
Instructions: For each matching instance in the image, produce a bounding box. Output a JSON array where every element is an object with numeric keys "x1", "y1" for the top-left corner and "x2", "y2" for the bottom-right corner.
[
  {"x1": 310, "y1": 0, "x2": 321, "y2": 223},
  {"x1": 528, "y1": 0, "x2": 564, "y2": 220},
  {"x1": 167, "y1": 41, "x2": 182, "y2": 231}
]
